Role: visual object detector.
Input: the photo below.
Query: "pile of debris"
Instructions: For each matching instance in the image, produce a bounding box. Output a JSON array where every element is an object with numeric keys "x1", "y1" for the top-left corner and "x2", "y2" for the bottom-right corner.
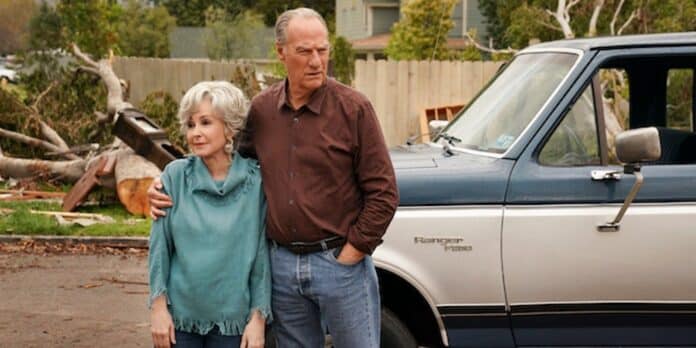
[{"x1": 0, "y1": 44, "x2": 183, "y2": 216}]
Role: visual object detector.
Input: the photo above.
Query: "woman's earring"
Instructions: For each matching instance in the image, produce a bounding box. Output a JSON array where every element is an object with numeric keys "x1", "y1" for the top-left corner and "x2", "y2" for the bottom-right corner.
[{"x1": 224, "y1": 137, "x2": 234, "y2": 154}]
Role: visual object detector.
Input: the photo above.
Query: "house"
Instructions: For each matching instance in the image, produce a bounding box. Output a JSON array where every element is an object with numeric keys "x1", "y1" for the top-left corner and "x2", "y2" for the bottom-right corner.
[{"x1": 336, "y1": 0, "x2": 488, "y2": 59}]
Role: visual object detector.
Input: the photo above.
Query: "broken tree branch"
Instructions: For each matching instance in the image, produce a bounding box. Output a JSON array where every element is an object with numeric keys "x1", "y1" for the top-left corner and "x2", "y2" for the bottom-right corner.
[
  {"x1": 2, "y1": 82, "x2": 76, "y2": 159},
  {"x1": 465, "y1": 31, "x2": 518, "y2": 54},
  {"x1": 0, "y1": 127, "x2": 70, "y2": 156},
  {"x1": 72, "y1": 44, "x2": 133, "y2": 120},
  {"x1": 31, "y1": 81, "x2": 58, "y2": 110},
  {"x1": 0, "y1": 156, "x2": 86, "y2": 182}
]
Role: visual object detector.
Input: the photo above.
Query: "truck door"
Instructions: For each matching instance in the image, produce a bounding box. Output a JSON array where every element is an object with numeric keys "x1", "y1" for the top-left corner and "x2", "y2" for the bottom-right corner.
[{"x1": 502, "y1": 53, "x2": 696, "y2": 346}]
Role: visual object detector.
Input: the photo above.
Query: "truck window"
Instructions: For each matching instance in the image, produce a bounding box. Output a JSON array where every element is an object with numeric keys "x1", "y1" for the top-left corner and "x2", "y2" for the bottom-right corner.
[
  {"x1": 602, "y1": 64, "x2": 695, "y2": 165},
  {"x1": 538, "y1": 84, "x2": 600, "y2": 166}
]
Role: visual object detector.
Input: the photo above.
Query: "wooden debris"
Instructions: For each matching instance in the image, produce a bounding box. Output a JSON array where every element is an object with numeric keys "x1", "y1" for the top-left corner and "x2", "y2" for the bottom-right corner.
[
  {"x1": 62, "y1": 156, "x2": 108, "y2": 212},
  {"x1": 0, "y1": 189, "x2": 66, "y2": 201},
  {"x1": 79, "y1": 282, "x2": 103, "y2": 289},
  {"x1": 97, "y1": 276, "x2": 148, "y2": 286},
  {"x1": 419, "y1": 104, "x2": 465, "y2": 143}
]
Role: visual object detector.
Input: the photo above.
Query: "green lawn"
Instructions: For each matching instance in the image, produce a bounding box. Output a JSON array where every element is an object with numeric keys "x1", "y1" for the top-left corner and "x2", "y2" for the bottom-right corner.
[{"x1": 0, "y1": 201, "x2": 151, "y2": 236}]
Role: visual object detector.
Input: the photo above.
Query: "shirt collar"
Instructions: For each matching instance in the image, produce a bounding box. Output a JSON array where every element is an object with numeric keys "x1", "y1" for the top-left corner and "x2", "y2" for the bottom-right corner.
[
  {"x1": 185, "y1": 153, "x2": 254, "y2": 197},
  {"x1": 277, "y1": 78, "x2": 329, "y2": 115}
]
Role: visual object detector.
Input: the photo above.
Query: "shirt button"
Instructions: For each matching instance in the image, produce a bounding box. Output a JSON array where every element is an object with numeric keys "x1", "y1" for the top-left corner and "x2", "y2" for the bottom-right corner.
[
  {"x1": 289, "y1": 199, "x2": 294, "y2": 205},
  {"x1": 293, "y1": 117, "x2": 299, "y2": 123},
  {"x1": 289, "y1": 172, "x2": 294, "y2": 178},
  {"x1": 292, "y1": 228, "x2": 297, "y2": 233}
]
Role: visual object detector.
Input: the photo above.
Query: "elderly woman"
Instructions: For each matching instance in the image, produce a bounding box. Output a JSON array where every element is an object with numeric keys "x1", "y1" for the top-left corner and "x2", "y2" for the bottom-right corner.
[{"x1": 148, "y1": 81, "x2": 270, "y2": 348}]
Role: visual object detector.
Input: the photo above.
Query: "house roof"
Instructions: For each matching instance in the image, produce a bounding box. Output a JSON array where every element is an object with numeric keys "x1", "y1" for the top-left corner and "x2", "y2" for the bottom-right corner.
[{"x1": 350, "y1": 33, "x2": 469, "y2": 52}]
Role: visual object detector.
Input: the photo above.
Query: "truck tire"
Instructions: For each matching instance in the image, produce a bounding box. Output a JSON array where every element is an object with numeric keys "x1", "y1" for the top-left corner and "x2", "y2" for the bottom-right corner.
[{"x1": 381, "y1": 307, "x2": 418, "y2": 348}]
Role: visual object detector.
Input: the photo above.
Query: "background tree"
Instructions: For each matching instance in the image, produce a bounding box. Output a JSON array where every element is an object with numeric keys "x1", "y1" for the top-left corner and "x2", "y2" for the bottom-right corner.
[
  {"x1": 27, "y1": 2, "x2": 64, "y2": 52},
  {"x1": 56, "y1": 0, "x2": 121, "y2": 58},
  {"x1": 385, "y1": 0, "x2": 458, "y2": 61},
  {"x1": 204, "y1": 8, "x2": 271, "y2": 60},
  {"x1": 330, "y1": 35, "x2": 355, "y2": 85},
  {"x1": 0, "y1": 0, "x2": 38, "y2": 54},
  {"x1": 252, "y1": 0, "x2": 335, "y2": 30},
  {"x1": 478, "y1": 0, "x2": 526, "y2": 48},
  {"x1": 161, "y1": 0, "x2": 254, "y2": 26},
  {"x1": 479, "y1": 0, "x2": 696, "y2": 51},
  {"x1": 116, "y1": 0, "x2": 176, "y2": 58}
]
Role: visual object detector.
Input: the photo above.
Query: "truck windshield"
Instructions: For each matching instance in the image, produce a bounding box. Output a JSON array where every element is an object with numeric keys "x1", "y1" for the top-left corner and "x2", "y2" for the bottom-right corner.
[{"x1": 436, "y1": 52, "x2": 579, "y2": 154}]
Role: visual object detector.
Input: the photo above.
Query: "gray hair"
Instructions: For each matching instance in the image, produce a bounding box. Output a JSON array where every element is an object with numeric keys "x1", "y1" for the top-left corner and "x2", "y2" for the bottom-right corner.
[
  {"x1": 275, "y1": 7, "x2": 328, "y2": 46},
  {"x1": 178, "y1": 81, "x2": 249, "y2": 153}
]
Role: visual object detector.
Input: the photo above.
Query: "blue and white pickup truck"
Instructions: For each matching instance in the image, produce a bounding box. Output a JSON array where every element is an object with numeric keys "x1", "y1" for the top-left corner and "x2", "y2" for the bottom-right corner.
[{"x1": 374, "y1": 32, "x2": 696, "y2": 347}]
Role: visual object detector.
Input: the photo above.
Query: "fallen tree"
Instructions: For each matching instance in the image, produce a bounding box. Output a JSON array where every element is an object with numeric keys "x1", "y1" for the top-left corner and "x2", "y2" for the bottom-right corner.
[{"x1": 0, "y1": 44, "x2": 162, "y2": 215}]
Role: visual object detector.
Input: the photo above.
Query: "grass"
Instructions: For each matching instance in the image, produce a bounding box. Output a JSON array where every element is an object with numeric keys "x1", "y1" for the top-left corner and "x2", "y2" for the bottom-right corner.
[{"x1": 0, "y1": 200, "x2": 151, "y2": 237}]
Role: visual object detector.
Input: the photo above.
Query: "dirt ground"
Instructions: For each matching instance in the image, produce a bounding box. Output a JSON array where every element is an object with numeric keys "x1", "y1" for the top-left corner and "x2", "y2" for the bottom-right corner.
[{"x1": 0, "y1": 242, "x2": 151, "y2": 347}]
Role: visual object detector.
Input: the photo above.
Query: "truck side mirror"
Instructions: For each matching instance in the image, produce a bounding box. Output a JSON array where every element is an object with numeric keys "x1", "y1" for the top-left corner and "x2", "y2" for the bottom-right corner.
[
  {"x1": 615, "y1": 127, "x2": 661, "y2": 164},
  {"x1": 597, "y1": 127, "x2": 662, "y2": 232}
]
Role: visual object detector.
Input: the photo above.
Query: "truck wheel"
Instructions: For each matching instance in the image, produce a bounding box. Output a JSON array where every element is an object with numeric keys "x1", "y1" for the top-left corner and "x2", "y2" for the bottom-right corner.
[{"x1": 381, "y1": 307, "x2": 418, "y2": 348}]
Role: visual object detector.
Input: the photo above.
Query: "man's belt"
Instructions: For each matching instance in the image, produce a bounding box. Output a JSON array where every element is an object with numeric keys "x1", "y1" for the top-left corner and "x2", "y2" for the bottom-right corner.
[{"x1": 276, "y1": 236, "x2": 346, "y2": 255}]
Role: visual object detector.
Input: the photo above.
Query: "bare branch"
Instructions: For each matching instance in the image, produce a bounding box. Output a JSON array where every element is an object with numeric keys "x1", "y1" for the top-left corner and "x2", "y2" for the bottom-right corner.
[
  {"x1": 547, "y1": 1, "x2": 575, "y2": 39},
  {"x1": 537, "y1": 19, "x2": 564, "y2": 33},
  {"x1": 0, "y1": 155, "x2": 86, "y2": 182},
  {"x1": 94, "y1": 111, "x2": 110, "y2": 124},
  {"x1": 77, "y1": 66, "x2": 101, "y2": 77},
  {"x1": 38, "y1": 122, "x2": 76, "y2": 158},
  {"x1": 610, "y1": 0, "x2": 626, "y2": 35},
  {"x1": 617, "y1": 9, "x2": 639, "y2": 35},
  {"x1": 465, "y1": 32, "x2": 518, "y2": 54},
  {"x1": 0, "y1": 127, "x2": 68, "y2": 155},
  {"x1": 31, "y1": 81, "x2": 58, "y2": 110},
  {"x1": 588, "y1": 0, "x2": 606, "y2": 37},
  {"x1": 71, "y1": 43, "x2": 99, "y2": 69},
  {"x1": 71, "y1": 44, "x2": 133, "y2": 119},
  {"x1": 3, "y1": 81, "x2": 73, "y2": 156},
  {"x1": 566, "y1": 0, "x2": 582, "y2": 14}
]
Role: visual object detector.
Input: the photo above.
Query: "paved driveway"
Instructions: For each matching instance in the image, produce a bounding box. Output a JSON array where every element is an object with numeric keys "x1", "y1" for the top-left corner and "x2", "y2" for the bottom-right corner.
[{"x1": 0, "y1": 243, "x2": 150, "y2": 347}]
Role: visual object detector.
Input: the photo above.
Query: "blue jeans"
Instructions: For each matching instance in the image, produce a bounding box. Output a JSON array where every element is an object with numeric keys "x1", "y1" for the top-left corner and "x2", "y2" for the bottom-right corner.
[
  {"x1": 173, "y1": 327, "x2": 241, "y2": 348},
  {"x1": 270, "y1": 244, "x2": 380, "y2": 348}
]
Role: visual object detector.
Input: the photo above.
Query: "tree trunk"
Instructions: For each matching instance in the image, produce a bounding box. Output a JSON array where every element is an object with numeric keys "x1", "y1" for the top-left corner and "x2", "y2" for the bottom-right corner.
[
  {"x1": 0, "y1": 157, "x2": 86, "y2": 182},
  {"x1": 114, "y1": 149, "x2": 161, "y2": 216}
]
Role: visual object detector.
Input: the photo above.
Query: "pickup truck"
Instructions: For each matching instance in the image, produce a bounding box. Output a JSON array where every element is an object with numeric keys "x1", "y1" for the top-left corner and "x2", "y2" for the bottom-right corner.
[{"x1": 375, "y1": 32, "x2": 696, "y2": 347}]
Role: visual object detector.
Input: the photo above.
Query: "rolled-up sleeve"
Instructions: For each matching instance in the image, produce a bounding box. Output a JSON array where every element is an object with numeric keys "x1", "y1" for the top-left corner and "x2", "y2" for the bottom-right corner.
[{"x1": 347, "y1": 100, "x2": 399, "y2": 254}]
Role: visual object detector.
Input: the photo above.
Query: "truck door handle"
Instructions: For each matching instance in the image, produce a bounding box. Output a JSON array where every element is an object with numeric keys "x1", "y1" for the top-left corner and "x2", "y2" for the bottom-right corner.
[{"x1": 591, "y1": 170, "x2": 622, "y2": 181}]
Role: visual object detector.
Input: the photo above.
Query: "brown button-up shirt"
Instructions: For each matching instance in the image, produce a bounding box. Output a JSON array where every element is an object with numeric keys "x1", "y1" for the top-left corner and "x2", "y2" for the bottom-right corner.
[{"x1": 237, "y1": 78, "x2": 398, "y2": 254}]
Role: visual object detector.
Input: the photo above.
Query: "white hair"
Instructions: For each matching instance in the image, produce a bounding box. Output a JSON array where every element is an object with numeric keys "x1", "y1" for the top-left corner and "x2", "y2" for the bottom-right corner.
[
  {"x1": 275, "y1": 7, "x2": 328, "y2": 46},
  {"x1": 178, "y1": 81, "x2": 249, "y2": 153}
]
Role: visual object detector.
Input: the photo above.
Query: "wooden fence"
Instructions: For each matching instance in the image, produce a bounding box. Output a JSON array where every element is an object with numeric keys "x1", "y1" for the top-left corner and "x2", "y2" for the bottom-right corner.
[
  {"x1": 112, "y1": 57, "x2": 503, "y2": 147},
  {"x1": 353, "y1": 60, "x2": 504, "y2": 146},
  {"x1": 112, "y1": 57, "x2": 260, "y2": 104}
]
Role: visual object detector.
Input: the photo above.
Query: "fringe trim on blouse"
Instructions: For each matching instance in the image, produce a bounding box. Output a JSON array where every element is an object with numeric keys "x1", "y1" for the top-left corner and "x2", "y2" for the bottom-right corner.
[{"x1": 173, "y1": 315, "x2": 247, "y2": 336}]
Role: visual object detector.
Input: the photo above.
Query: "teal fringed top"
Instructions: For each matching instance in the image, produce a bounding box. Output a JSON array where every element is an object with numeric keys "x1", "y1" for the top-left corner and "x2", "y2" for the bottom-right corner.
[{"x1": 148, "y1": 153, "x2": 271, "y2": 336}]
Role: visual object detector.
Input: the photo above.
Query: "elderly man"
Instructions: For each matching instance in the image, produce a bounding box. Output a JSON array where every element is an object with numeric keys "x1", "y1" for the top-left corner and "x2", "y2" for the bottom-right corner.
[{"x1": 150, "y1": 7, "x2": 398, "y2": 348}]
